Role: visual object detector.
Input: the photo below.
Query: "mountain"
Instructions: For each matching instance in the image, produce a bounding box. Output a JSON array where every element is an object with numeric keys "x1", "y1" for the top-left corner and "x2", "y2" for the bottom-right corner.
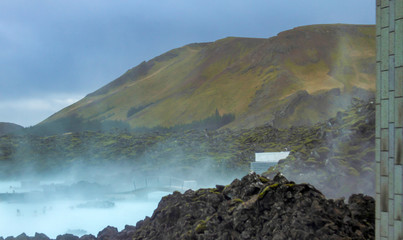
[
  {"x1": 40, "y1": 24, "x2": 375, "y2": 131},
  {"x1": 0, "y1": 122, "x2": 24, "y2": 136}
]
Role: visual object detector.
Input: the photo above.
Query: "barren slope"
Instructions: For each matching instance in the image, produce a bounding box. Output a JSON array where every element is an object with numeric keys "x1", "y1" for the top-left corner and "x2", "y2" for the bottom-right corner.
[{"x1": 41, "y1": 24, "x2": 375, "y2": 130}]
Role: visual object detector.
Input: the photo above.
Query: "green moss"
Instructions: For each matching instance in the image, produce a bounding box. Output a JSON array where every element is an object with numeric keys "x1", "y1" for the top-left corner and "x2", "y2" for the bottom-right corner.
[
  {"x1": 269, "y1": 183, "x2": 279, "y2": 188},
  {"x1": 348, "y1": 167, "x2": 360, "y2": 176},
  {"x1": 317, "y1": 146, "x2": 330, "y2": 154},
  {"x1": 195, "y1": 220, "x2": 207, "y2": 234},
  {"x1": 192, "y1": 192, "x2": 207, "y2": 202},
  {"x1": 306, "y1": 157, "x2": 317, "y2": 164},
  {"x1": 232, "y1": 198, "x2": 244, "y2": 204},
  {"x1": 259, "y1": 176, "x2": 269, "y2": 183},
  {"x1": 228, "y1": 206, "x2": 236, "y2": 213},
  {"x1": 209, "y1": 188, "x2": 221, "y2": 194},
  {"x1": 258, "y1": 184, "x2": 279, "y2": 200}
]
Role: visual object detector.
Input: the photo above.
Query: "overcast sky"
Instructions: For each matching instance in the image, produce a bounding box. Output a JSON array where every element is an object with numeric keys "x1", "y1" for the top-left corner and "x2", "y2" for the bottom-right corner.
[{"x1": 0, "y1": 0, "x2": 375, "y2": 127}]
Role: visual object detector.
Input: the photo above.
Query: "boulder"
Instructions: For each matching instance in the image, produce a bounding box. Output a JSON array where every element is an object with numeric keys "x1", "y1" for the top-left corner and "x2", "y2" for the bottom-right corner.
[
  {"x1": 55, "y1": 234, "x2": 79, "y2": 240},
  {"x1": 128, "y1": 172, "x2": 375, "y2": 240},
  {"x1": 33, "y1": 233, "x2": 49, "y2": 240},
  {"x1": 78, "y1": 235, "x2": 96, "y2": 240},
  {"x1": 96, "y1": 226, "x2": 118, "y2": 240}
]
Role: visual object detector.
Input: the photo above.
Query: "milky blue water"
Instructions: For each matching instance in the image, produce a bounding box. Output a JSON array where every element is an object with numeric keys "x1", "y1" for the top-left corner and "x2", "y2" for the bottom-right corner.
[{"x1": 0, "y1": 182, "x2": 166, "y2": 238}]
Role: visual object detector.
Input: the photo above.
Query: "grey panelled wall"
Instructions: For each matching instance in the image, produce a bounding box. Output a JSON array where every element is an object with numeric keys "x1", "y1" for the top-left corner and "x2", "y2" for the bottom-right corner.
[{"x1": 376, "y1": 0, "x2": 403, "y2": 239}]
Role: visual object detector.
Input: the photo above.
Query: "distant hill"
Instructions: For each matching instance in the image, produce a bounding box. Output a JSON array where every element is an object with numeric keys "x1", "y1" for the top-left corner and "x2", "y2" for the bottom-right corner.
[
  {"x1": 0, "y1": 122, "x2": 24, "y2": 136},
  {"x1": 40, "y1": 24, "x2": 375, "y2": 131}
]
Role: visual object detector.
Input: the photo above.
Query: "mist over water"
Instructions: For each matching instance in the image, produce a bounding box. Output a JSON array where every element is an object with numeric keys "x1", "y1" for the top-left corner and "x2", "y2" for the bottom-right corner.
[
  {"x1": 0, "y1": 180, "x2": 166, "y2": 238},
  {"x1": 0, "y1": 161, "x2": 239, "y2": 239},
  {"x1": 0, "y1": 130, "x2": 245, "y2": 239}
]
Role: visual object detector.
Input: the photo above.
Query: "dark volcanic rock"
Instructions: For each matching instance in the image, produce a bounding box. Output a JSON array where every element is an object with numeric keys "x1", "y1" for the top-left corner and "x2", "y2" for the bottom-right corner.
[
  {"x1": 33, "y1": 233, "x2": 49, "y2": 240},
  {"x1": 115, "y1": 225, "x2": 136, "y2": 240},
  {"x1": 78, "y1": 235, "x2": 96, "y2": 240},
  {"x1": 4, "y1": 233, "x2": 45, "y2": 240},
  {"x1": 14, "y1": 233, "x2": 30, "y2": 240},
  {"x1": 4, "y1": 173, "x2": 375, "y2": 240},
  {"x1": 55, "y1": 234, "x2": 79, "y2": 240},
  {"x1": 96, "y1": 226, "x2": 118, "y2": 240},
  {"x1": 127, "y1": 172, "x2": 374, "y2": 240}
]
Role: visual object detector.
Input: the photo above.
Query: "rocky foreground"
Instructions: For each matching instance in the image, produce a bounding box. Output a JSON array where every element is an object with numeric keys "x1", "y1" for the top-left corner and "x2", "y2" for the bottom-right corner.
[{"x1": 2, "y1": 173, "x2": 374, "y2": 240}]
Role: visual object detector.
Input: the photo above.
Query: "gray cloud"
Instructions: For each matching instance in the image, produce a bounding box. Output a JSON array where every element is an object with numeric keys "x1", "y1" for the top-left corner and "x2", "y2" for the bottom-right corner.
[{"x1": 0, "y1": 93, "x2": 84, "y2": 126}]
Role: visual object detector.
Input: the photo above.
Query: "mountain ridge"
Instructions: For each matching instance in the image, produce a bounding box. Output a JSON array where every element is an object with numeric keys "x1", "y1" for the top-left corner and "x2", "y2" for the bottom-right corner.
[
  {"x1": 0, "y1": 122, "x2": 24, "y2": 136},
  {"x1": 40, "y1": 24, "x2": 375, "y2": 131}
]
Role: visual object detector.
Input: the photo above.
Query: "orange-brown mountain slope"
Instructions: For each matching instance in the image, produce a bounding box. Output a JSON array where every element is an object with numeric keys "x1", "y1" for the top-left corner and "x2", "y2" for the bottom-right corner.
[{"x1": 41, "y1": 24, "x2": 375, "y2": 130}]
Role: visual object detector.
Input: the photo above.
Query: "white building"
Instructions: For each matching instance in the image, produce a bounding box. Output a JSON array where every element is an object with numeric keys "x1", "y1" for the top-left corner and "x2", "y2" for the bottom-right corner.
[{"x1": 250, "y1": 152, "x2": 290, "y2": 174}]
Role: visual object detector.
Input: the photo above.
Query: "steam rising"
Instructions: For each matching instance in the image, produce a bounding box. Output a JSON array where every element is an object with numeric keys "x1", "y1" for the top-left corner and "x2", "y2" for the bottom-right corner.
[
  {"x1": 0, "y1": 187, "x2": 163, "y2": 238},
  {"x1": 0, "y1": 150, "x2": 242, "y2": 238},
  {"x1": 0, "y1": 172, "x2": 166, "y2": 239}
]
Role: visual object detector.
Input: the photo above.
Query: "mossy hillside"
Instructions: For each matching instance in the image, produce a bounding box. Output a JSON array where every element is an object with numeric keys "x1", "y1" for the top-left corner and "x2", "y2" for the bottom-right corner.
[
  {"x1": 285, "y1": 59, "x2": 342, "y2": 93},
  {"x1": 0, "y1": 121, "x2": 321, "y2": 180},
  {"x1": 40, "y1": 24, "x2": 375, "y2": 131},
  {"x1": 70, "y1": 46, "x2": 203, "y2": 124},
  {"x1": 0, "y1": 122, "x2": 24, "y2": 136},
  {"x1": 282, "y1": 25, "x2": 375, "y2": 93},
  {"x1": 0, "y1": 100, "x2": 375, "y2": 198},
  {"x1": 200, "y1": 37, "x2": 265, "y2": 78},
  {"x1": 122, "y1": 39, "x2": 270, "y2": 128},
  {"x1": 264, "y1": 99, "x2": 375, "y2": 198},
  {"x1": 235, "y1": 85, "x2": 373, "y2": 129},
  {"x1": 329, "y1": 32, "x2": 375, "y2": 91},
  {"x1": 0, "y1": 123, "x2": 311, "y2": 174}
]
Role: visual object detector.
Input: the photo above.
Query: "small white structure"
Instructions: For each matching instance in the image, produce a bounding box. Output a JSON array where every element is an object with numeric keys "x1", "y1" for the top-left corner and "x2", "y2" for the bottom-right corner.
[{"x1": 250, "y1": 152, "x2": 290, "y2": 174}]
